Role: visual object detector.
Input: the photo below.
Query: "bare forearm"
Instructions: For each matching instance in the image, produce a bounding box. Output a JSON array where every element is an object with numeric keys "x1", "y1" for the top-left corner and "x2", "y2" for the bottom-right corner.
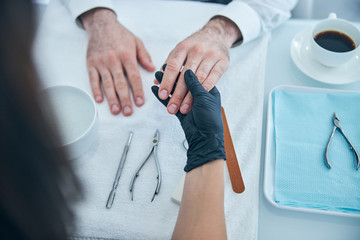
[
  {"x1": 172, "y1": 159, "x2": 226, "y2": 240},
  {"x1": 80, "y1": 8, "x2": 117, "y2": 35},
  {"x1": 205, "y1": 16, "x2": 242, "y2": 48}
]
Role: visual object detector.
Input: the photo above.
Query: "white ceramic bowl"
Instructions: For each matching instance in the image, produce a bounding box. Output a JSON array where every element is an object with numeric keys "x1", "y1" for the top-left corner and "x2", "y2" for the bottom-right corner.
[{"x1": 40, "y1": 85, "x2": 98, "y2": 159}]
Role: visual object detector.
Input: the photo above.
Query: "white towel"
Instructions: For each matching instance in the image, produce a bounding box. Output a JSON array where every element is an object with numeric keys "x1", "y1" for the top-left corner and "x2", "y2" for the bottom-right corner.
[{"x1": 33, "y1": 0, "x2": 269, "y2": 239}]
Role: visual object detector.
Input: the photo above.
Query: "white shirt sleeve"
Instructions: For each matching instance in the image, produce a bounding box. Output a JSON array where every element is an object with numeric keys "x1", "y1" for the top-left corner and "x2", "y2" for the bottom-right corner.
[
  {"x1": 60, "y1": 0, "x2": 117, "y2": 28},
  {"x1": 216, "y1": 0, "x2": 298, "y2": 45}
]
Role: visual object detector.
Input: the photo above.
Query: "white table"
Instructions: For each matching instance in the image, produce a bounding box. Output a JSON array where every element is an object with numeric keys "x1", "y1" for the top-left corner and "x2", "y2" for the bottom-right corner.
[
  {"x1": 258, "y1": 19, "x2": 360, "y2": 240},
  {"x1": 34, "y1": 1, "x2": 267, "y2": 239}
]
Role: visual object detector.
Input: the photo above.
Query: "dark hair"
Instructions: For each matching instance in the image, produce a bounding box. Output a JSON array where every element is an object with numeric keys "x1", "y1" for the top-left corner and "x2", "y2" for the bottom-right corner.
[{"x1": 0, "y1": 1, "x2": 81, "y2": 239}]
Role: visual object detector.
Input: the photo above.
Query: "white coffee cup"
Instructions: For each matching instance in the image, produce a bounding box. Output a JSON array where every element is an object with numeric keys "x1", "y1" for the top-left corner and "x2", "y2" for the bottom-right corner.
[{"x1": 310, "y1": 13, "x2": 360, "y2": 67}]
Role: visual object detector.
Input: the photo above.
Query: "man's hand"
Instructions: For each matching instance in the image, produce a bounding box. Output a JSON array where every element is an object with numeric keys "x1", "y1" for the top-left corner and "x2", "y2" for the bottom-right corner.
[
  {"x1": 81, "y1": 8, "x2": 155, "y2": 116},
  {"x1": 155, "y1": 16, "x2": 241, "y2": 115}
]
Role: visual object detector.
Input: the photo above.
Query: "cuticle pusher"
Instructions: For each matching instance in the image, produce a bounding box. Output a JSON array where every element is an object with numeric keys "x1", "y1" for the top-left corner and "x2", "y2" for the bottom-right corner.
[{"x1": 106, "y1": 131, "x2": 133, "y2": 209}]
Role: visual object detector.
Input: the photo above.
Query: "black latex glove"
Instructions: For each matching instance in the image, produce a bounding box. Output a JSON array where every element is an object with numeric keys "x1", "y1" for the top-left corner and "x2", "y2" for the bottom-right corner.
[{"x1": 152, "y1": 68, "x2": 226, "y2": 172}]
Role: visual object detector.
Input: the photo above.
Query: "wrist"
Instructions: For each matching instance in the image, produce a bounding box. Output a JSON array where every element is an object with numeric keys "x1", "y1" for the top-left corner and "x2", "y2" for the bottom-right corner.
[
  {"x1": 204, "y1": 16, "x2": 242, "y2": 48},
  {"x1": 81, "y1": 8, "x2": 118, "y2": 34},
  {"x1": 185, "y1": 132, "x2": 226, "y2": 172}
]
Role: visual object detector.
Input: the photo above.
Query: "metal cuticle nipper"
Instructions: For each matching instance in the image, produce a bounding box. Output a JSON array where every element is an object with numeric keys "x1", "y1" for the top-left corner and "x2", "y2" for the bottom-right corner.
[
  {"x1": 325, "y1": 112, "x2": 360, "y2": 170},
  {"x1": 129, "y1": 130, "x2": 161, "y2": 202}
]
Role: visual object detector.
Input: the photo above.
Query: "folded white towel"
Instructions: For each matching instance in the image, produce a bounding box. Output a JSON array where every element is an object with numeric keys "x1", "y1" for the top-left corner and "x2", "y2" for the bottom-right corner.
[{"x1": 34, "y1": 0, "x2": 269, "y2": 239}]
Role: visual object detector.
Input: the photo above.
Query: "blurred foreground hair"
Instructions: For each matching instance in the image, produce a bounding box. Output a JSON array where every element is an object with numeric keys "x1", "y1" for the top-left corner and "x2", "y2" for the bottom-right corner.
[{"x1": 0, "y1": 0, "x2": 81, "y2": 239}]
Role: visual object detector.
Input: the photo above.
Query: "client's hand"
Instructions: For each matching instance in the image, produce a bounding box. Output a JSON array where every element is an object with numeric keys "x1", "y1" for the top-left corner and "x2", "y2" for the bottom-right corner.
[
  {"x1": 152, "y1": 69, "x2": 226, "y2": 172},
  {"x1": 81, "y1": 8, "x2": 155, "y2": 116}
]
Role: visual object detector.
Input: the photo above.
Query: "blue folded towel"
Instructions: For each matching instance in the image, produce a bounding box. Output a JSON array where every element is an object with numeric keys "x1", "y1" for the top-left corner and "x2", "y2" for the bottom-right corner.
[{"x1": 273, "y1": 88, "x2": 360, "y2": 213}]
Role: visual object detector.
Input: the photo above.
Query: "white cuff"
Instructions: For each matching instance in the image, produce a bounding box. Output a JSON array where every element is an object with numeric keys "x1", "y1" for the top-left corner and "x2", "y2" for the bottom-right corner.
[
  {"x1": 68, "y1": 0, "x2": 117, "y2": 28},
  {"x1": 216, "y1": 1, "x2": 261, "y2": 45}
]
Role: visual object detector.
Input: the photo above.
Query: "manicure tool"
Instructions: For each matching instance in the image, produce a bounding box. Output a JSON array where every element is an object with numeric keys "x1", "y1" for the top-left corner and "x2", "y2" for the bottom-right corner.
[
  {"x1": 106, "y1": 132, "x2": 133, "y2": 209},
  {"x1": 325, "y1": 113, "x2": 360, "y2": 170},
  {"x1": 221, "y1": 107, "x2": 245, "y2": 193},
  {"x1": 129, "y1": 130, "x2": 161, "y2": 202}
]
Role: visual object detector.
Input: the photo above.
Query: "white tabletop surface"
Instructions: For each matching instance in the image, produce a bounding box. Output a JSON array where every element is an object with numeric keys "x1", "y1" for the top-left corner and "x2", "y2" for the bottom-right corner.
[
  {"x1": 33, "y1": 0, "x2": 360, "y2": 237},
  {"x1": 258, "y1": 19, "x2": 360, "y2": 240},
  {"x1": 34, "y1": 1, "x2": 268, "y2": 239}
]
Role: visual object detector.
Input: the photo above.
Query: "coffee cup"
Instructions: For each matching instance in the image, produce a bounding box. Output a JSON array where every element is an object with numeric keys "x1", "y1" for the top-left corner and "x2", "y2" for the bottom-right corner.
[{"x1": 309, "y1": 13, "x2": 360, "y2": 67}]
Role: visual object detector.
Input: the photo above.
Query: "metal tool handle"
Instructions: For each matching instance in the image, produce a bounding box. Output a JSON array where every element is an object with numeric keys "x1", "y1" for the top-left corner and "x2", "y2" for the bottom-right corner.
[
  {"x1": 325, "y1": 126, "x2": 336, "y2": 169},
  {"x1": 113, "y1": 132, "x2": 133, "y2": 188},
  {"x1": 106, "y1": 132, "x2": 133, "y2": 209},
  {"x1": 106, "y1": 189, "x2": 116, "y2": 209},
  {"x1": 338, "y1": 128, "x2": 360, "y2": 169}
]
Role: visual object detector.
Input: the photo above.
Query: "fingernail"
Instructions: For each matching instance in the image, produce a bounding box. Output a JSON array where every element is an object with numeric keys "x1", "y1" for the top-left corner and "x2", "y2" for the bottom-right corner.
[
  {"x1": 168, "y1": 104, "x2": 177, "y2": 114},
  {"x1": 95, "y1": 96, "x2": 102, "y2": 102},
  {"x1": 111, "y1": 104, "x2": 120, "y2": 113},
  {"x1": 136, "y1": 97, "x2": 144, "y2": 105},
  {"x1": 180, "y1": 104, "x2": 190, "y2": 113},
  {"x1": 123, "y1": 106, "x2": 132, "y2": 115},
  {"x1": 159, "y1": 90, "x2": 168, "y2": 99}
]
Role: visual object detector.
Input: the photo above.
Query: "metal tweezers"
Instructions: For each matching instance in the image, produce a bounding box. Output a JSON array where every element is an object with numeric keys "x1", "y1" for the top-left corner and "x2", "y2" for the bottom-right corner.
[
  {"x1": 129, "y1": 130, "x2": 161, "y2": 202},
  {"x1": 325, "y1": 113, "x2": 360, "y2": 170}
]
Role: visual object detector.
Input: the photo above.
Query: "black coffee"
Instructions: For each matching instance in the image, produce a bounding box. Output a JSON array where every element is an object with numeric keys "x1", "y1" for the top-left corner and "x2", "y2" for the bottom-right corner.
[{"x1": 314, "y1": 30, "x2": 356, "y2": 52}]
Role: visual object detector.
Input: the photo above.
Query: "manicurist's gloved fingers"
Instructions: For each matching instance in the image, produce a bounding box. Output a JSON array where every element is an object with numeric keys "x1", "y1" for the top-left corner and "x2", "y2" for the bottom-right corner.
[
  {"x1": 151, "y1": 85, "x2": 185, "y2": 121},
  {"x1": 183, "y1": 69, "x2": 208, "y2": 97},
  {"x1": 151, "y1": 86, "x2": 170, "y2": 107},
  {"x1": 155, "y1": 71, "x2": 177, "y2": 96},
  {"x1": 152, "y1": 68, "x2": 224, "y2": 172},
  {"x1": 178, "y1": 56, "x2": 219, "y2": 114},
  {"x1": 154, "y1": 64, "x2": 167, "y2": 84}
]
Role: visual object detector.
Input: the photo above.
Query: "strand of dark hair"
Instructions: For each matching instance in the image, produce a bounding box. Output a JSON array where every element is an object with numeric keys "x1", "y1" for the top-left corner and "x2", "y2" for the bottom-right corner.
[{"x1": 0, "y1": 1, "x2": 82, "y2": 239}]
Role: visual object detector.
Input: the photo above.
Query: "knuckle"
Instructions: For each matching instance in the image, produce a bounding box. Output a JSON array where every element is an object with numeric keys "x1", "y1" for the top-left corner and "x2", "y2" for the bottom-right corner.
[
  {"x1": 113, "y1": 71, "x2": 123, "y2": 80},
  {"x1": 102, "y1": 79, "x2": 113, "y2": 89},
  {"x1": 87, "y1": 57, "x2": 96, "y2": 67},
  {"x1": 128, "y1": 72, "x2": 140, "y2": 82},
  {"x1": 115, "y1": 79, "x2": 128, "y2": 90},
  {"x1": 221, "y1": 53, "x2": 230, "y2": 62},
  {"x1": 121, "y1": 51, "x2": 132, "y2": 62},
  {"x1": 166, "y1": 61, "x2": 180, "y2": 72},
  {"x1": 175, "y1": 42, "x2": 187, "y2": 52},
  {"x1": 183, "y1": 94, "x2": 193, "y2": 105},
  {"x1": 107, "y1": 53, "x2": 118, "y2": 66},
  {"x1": 206, "y1": 50, "x2": 217, "y2": 58},
  {"x1": 169, "y1": 94, "x2": 183, "y2": 103},
  {"x1": 212, "y1": 68, "x2": 223, "y2": 77},
  {"x1": 219, "y1": 61, "x2": 229, "y2": 71},
  {"x1": 191, "y1": 45, "x2": 205, "y2": 55},
  {"x1": 196, "y1": 72, "x2": 208, "y2": 82}
]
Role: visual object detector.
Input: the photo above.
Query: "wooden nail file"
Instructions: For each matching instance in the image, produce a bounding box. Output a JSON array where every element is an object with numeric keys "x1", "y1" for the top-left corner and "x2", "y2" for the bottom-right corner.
[{"x1": 222, "y1": 107, "x2": 245, "y2": 194}]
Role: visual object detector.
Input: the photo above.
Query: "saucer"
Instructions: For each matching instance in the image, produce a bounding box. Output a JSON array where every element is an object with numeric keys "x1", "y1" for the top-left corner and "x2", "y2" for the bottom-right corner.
[{"x1": 290, "y1": 27, "x2": 360, "y2": 85}]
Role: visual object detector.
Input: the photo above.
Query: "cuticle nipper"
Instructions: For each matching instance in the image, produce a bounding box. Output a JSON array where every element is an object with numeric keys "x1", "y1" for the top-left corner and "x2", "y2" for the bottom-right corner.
[
  {"x1": 129, "y1": 130, "x2": 161, "y2": 202},
  {"x1": 325, "y1": 112, "x2": 359, "y2": 170}
]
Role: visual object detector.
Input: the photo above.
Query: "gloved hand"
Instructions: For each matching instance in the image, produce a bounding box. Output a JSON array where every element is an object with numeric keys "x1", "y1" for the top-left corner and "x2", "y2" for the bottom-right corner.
[{"x1": 152, "y1": 68, "x2": 226, "y2": 172}]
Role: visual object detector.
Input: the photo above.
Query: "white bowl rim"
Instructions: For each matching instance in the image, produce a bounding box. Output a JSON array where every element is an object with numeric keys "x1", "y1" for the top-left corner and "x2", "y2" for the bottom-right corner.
[{"x1": 42, "y1": 85, "x2": 98, "y2": 146}]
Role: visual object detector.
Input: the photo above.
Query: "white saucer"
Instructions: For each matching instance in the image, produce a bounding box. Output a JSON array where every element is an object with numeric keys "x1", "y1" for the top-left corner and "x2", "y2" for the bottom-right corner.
[{"x1": 290, "y1": 27, "x2": 360, "y2": 85}]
